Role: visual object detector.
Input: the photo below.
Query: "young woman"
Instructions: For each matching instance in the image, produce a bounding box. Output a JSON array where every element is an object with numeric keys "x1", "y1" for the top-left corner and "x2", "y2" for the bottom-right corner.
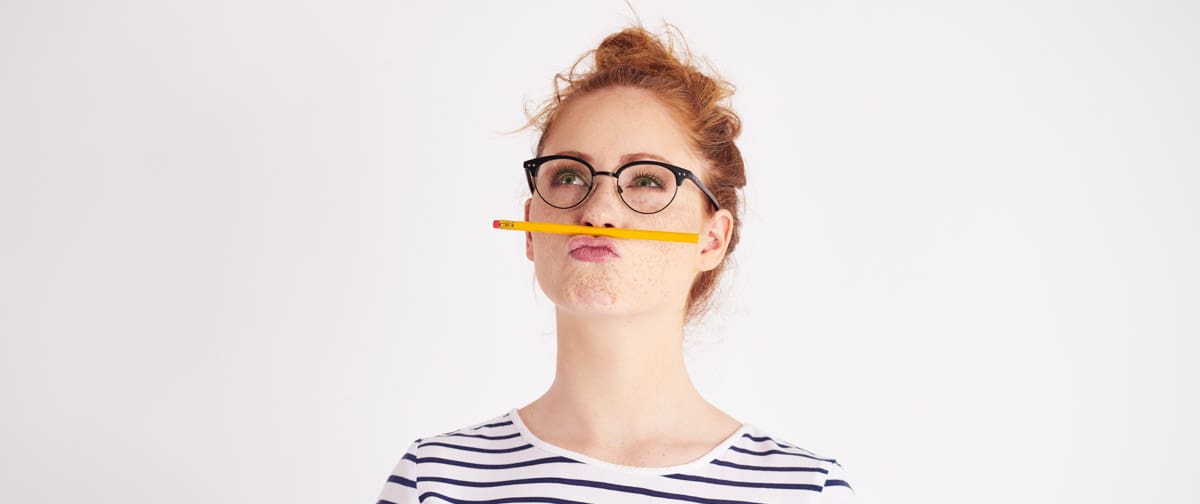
[{"x1": 378, "y1": 24, "x2": 854, "y2": 503}]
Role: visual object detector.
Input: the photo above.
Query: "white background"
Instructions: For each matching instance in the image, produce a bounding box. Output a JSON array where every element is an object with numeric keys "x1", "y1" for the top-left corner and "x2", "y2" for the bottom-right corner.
[{"x1": 2, "y1": 1, "x2": 1197, "y2": 503}]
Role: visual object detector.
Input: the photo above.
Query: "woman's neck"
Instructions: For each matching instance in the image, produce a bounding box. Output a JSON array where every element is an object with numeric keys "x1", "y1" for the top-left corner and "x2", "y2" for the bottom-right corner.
[{"x1": 525, "y1": 307, "x2": 722, "y2": 443}]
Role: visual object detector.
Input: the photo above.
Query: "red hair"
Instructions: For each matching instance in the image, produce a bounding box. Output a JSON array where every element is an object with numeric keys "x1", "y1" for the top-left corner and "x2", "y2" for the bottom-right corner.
[{"x1": 516, "y1": 24, "x2": 746, "y2": 325}]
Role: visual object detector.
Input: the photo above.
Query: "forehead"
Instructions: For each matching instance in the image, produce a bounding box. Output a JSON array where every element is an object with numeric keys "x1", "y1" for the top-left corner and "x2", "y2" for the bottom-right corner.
[{"x1": 543, "y1": 87, "x2": 699, "y2": 170}]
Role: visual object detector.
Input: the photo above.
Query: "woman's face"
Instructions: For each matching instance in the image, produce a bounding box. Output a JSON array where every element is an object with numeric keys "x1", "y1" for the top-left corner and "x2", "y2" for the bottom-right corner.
[{"x1": 525, "y1": 86, "x2": 732, "y2": 319}]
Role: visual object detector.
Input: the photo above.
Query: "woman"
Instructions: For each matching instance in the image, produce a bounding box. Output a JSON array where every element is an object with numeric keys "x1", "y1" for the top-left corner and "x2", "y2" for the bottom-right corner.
[{"x1": 377, "y1": 24, "x2": 855, "y2": 503}]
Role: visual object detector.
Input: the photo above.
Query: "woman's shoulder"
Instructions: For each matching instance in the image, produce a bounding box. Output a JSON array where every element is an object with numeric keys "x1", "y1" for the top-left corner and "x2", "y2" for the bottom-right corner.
[
  {"x1": 414, "y1": 410, "x2": 518, "y2": 447},
  {"x1": 734, "y1": 423, "x2": 856, "y2": 498},
  {"x1": 402, "y1": 409, "x2": 530, "y2": 465},
  {"x1": 734, "y1": 423, "x2": 843, "y2": 464},
  {"x1": 377, "y1": 411, "x2": 517, "y2": 503}
]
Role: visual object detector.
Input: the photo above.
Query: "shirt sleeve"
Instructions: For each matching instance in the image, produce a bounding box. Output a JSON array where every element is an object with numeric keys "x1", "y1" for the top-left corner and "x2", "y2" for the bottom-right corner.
[
  {"x1": 821, "y1": 458, "x2": 856, "y2": 503},
  {"x1": 376, "y1": 439, "x2": 421, "y2": 504}
]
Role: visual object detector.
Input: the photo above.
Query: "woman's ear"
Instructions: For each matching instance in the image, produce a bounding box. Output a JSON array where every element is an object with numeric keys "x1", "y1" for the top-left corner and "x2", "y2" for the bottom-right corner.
[
  {"x1": 697, "y1": 209, "x2": 734, "y2": 271},
  {"x1": 524, "y1": 198, "x2": 534, "y2": 261}
]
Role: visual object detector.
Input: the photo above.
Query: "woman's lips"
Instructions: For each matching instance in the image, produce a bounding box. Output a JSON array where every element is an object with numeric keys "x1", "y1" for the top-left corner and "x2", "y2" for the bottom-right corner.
[
  {"x1": 567, "y1": 235, "x2": 620, "y2": 263},
  {"x1": 569, "y1": 246, "x2": 619, "y2": 262}
]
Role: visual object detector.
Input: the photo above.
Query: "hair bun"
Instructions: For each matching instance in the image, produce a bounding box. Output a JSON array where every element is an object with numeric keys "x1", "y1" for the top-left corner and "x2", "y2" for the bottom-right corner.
[{"x1": 593, "y1": 29, "x2": 681, "y2": 75}]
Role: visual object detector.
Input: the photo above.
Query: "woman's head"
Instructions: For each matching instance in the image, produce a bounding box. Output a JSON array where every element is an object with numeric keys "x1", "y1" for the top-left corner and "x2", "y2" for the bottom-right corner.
[{"x1": 518, "y1": 24, "x2": 746, "y2": 326}]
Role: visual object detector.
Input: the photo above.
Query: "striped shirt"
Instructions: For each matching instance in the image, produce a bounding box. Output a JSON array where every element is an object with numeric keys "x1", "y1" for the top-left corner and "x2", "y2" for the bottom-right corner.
[{"x1": 377, "y1": 408, "x2": 855, "y2": 503}]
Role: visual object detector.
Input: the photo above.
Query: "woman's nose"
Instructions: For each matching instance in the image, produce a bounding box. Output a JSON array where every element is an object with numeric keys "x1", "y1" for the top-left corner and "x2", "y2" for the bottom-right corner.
[{"x1": 578, "y1": 175, "x2": 624, "y2": 228}]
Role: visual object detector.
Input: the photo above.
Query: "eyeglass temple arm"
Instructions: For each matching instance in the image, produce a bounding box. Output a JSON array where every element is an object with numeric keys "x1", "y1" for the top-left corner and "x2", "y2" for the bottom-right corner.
[{"x1": 683, "y1": 172, "x2": 722, "y2": 211}]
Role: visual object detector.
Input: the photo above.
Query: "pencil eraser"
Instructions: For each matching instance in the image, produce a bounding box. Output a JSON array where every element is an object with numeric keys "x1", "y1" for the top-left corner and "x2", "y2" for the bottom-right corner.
[{"x1": 492, "y1": 219, "x2": 499, "y2": 228}]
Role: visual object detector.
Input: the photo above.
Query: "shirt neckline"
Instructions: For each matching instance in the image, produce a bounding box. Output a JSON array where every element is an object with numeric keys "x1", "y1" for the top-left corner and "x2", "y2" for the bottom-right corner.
[{"x1": 506, "y1": 407, "x2": 752, "y2": 476}]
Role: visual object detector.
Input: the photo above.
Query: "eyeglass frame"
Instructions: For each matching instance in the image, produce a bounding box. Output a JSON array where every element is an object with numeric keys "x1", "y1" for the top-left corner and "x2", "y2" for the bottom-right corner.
[{"x1": 523, "y1": 154, "x2": 722, "y2": 215}]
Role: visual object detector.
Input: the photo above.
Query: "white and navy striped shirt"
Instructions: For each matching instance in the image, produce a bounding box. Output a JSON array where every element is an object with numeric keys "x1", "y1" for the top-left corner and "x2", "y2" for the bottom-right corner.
[{"x1": 377, "y1": 408, "x2": 855, "y2": 503}]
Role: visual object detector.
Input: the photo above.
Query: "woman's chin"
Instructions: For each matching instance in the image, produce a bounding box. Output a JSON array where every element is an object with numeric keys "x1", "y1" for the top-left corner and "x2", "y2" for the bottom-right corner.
[
  {"x1": 537, "y1": 271, "x2": 646, "y2": 315},
  {"x1": 565, "y1": 285, "x2": 620, "y2": 308}
]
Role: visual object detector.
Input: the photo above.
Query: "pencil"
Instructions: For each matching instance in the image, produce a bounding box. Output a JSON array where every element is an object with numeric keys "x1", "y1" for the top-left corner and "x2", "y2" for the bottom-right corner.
[{"x1": 492, "y1": 219, "x2": 700, "y2": 244}]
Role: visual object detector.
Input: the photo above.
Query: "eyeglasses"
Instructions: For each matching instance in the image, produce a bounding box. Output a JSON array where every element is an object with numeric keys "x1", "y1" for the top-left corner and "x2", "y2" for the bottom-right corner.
[{"x1": 523, "y1": 155, "x2": 721, "y2": 215}]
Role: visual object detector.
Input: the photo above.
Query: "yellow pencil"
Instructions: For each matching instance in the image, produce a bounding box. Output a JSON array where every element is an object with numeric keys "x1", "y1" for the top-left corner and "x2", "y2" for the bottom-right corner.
[{"x1": 492, "y1": 219, "x2": 699, "y2": 244}]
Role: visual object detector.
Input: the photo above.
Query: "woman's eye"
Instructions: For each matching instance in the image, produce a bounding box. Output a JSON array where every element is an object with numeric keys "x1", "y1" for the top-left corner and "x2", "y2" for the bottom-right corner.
[
  {"x1": 632, "y1": 176, "x2": 663, "y2": 188},
  {"x1": 555, "y1": 170, "x2": 585, "y2": 185}
]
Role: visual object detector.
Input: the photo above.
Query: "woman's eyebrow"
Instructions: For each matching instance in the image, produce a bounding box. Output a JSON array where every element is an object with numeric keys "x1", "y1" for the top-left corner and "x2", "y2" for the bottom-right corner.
[{"x1": 552, "y1": 150, "x2": 671, "y2": 165}]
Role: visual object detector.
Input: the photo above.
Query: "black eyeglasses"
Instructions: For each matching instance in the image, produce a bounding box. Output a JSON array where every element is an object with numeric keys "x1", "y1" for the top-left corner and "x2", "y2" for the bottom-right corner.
[{"x1": 523, "y1": 155, "x2": 721, "y2": 215}]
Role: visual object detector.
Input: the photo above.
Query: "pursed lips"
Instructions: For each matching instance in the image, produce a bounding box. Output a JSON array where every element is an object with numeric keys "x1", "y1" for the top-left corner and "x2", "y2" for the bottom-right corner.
[{"x1": 566, "y1": 235, "x2": 621, "y2": 257}]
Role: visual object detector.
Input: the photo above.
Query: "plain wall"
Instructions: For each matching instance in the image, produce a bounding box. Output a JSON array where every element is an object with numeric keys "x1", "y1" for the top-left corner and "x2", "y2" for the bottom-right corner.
[{"x1": 1, "y1": 1, "x2": 1197, "y2": 503}]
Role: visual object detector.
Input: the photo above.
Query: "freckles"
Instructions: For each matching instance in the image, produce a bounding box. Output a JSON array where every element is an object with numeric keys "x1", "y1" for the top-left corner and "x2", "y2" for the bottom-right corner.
[
  {"x1": 566, "y1": 271, "x2": 619, "y2": 306},
  {"x1": 618, "y1": 241, "x2": 687, "y2": 291},
  {"x1": 641, "y1": 240, "x2": 684, "y2": 273}
]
